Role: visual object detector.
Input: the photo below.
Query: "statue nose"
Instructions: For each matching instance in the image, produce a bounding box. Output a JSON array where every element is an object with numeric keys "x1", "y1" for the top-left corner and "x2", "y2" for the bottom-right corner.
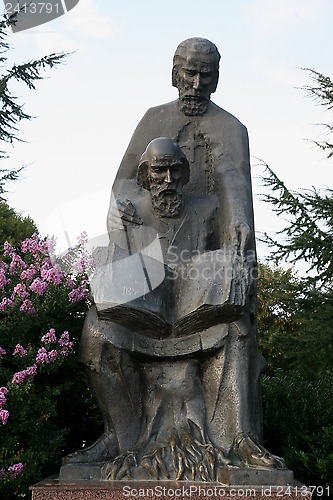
[
  {"x1": 193, "y1": 74, "x2": 202, "y2": 89},
  {"x1": 165, "y1": 168, "x2": 172, "y2": 183}
]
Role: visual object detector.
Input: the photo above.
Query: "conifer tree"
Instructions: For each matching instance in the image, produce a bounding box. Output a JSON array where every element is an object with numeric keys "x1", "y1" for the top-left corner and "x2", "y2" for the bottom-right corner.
[
  {"x1": 259, "y1": 69, "x2": 333, "y2": 378},
  {"x1": 0, "y1": 11, "x2": 66, "y2": 200}
]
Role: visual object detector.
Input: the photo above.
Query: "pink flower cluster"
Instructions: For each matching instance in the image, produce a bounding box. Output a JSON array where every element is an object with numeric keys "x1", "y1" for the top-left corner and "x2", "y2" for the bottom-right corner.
[
  {"x1": 0, "y1": 387, "x2": 9, "y2": 425},
  {"x1": 41, "y1": 327, "x2": 57, "y2": 344},
  {"x1": 20, "y1": 264, "x2": 37, "y2": 281},
  {"x1": 20, "y1": 232, "x2": 54, "y2": 259},
  {"x1": 13, "y1": 344, "x2": 28, "y2": 357},
  {"x1": 0, "y1": 297, "x2": 13, "y2": 312},
  {"x1": 0, "y1": 262, "x2": 9, "y2": 290},
  {"x1": 0, "y1": 462, "x2": 24, "y2": 478},
  {"x1": 36, "y1": 347, "x2": 58, "y2": 364},
  {"x1": 9, "y1": 329, "x2": 74, "y2": 378},
  {"x1": 1, "y1": 329, "x2": 74, "y2": 423},
  {"x1": 11, "y1": 283, "x2": 29, "y2": 300},
  {"x1": 0, "y1": 409, "x2": 9, "y2": 425},
  {"x1": 37, "y1": 329, "x2": 74, "y2": 361},
  {"x1": 57, "y1": 331, "x2": 74, "y2": 356},
  {"x1": 9, "y1": 254, "x2": 27, "y2": 275},
  {"x1": 0, "y1": 233, "x2": 91, "y2": 481},
  {"x1": 0, "y1": 233, "x2": 92, "y2": 316},
  {"x1": 68, "y1": 281, "x2": 89, "y2": 303},
  {"x1": 11, "y1": 365, "x2": 37, "y2": 384},
  {"x1": 30, "y1": 277, "x2": 48, "y2": 296},
  {"x1": 61, "y1": 231, "x2": 96, "y2": 278},
  {"x1": 8, "y1": 462, "x2": 24, "y2": 478},
  {"x1": 40, "y1": 260, "x2": 63, "y2": 285}
]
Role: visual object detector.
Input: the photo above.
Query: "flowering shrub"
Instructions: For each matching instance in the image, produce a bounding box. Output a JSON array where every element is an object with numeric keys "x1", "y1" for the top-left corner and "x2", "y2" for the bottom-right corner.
[
  {"x1": 0, "y1": 232, "x2": 101, "y2": 498},
  {"x1": 0, "y1": 462, "x2": 24, "y2": 479}
]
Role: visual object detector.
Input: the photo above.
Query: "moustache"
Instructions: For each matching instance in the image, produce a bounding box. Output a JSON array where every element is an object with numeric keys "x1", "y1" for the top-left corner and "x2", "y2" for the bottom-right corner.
[
  {"x1": 182, "y1": 94, "x2": 205, "y2": 101},
  {"x1": 151, "y1": 183, "x2": 181, "y2": 193}
]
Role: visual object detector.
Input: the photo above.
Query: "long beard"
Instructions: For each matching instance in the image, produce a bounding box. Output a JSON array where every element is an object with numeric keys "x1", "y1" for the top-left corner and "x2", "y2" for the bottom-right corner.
[
  {"x1": 178, "y1": 96, "x2": 209, "y2": 116},
  {"x1": 150, "y1": 188, "x2": 183, "y2": 218}
]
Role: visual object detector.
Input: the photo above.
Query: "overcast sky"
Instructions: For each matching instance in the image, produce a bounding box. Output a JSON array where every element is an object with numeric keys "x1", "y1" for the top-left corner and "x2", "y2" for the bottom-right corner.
[{"x1": 3, "y1": 0, "x2": 333, "y2": 259}]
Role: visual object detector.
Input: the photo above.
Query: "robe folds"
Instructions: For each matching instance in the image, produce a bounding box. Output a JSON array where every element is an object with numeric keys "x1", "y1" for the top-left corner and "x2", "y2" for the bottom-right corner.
[{"x1": 80, "y1": 99, "x2": 266, "y2": 457}]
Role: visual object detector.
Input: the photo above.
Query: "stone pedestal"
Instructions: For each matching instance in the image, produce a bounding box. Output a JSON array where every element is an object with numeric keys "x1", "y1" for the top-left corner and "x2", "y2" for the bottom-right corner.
[
  {"x1": 31, "y1": 478, "x2": 311, "y2": 500},
  {"x1": 58, "y1": 463, "x2": 295, "y2": 486}
]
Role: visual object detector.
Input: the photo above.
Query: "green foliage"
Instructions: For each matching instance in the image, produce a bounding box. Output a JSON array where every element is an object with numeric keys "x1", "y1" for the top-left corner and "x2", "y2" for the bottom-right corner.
[
  {"x1": 257, "y1": 262, "x2": 301, "y2": 372},
  {"x1": 260, "y1": 69, "x2": 333, "y2": 288},
  {"x1": 257, "y1": 262, "x2": 333, "y2": 378},
  {"x1": 0, "y1": 234, "x2": 102, "y2": 498},
  {"x1": 260, "y1": 165, "x2": 333, "y2": 287},
  {"x1": 0, "y1": 167, "x2": 24, "y2": 203},
  {"x1": 0, "y1": 11, "x2": 67, "y2": 200},
  {"x1": 0, "y1": 201, "x2": 37, "y2": 250},
  {"x1": 301, "y1": 69, "x2": 333, "y2": 158},
  {"x1": 262, "y1": 372, "x2": 333, "y2": 490},
  {"x1": 258, "y1": 68, "x2": 333, "y2": 377},
  {"x1": 259, "y1": 69, "x2": 333, "y2": 491}
]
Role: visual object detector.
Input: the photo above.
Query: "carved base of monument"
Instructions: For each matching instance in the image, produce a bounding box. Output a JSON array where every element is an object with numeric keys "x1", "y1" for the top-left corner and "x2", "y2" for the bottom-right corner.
[
  {"x1": 59, "y1": 463, "x2": 294, "y2": 486},
  {"x1": 31, "y1": 477, "x2": 311, "y2": 500},
  {"x1": 219, "y1": 467, "x2": 294, "y2": 486}
]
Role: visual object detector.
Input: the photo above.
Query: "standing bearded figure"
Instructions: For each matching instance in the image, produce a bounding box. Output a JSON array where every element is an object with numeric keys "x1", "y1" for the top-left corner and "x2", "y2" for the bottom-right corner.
[{"x1": 62, "y1": 38, "x2": 288, "y2": 482}]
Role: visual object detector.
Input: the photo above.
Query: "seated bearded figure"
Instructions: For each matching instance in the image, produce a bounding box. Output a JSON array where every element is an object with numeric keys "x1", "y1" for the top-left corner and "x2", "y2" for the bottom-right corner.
[{"x1": 62, "y1": 137, "x2": 286, "y2": 482}]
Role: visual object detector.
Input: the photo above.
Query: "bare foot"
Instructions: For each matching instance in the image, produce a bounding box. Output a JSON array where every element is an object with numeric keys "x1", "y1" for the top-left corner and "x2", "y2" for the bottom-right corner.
[{"x1": 235, "y1": 433, "x2": 286, "y2": 468}]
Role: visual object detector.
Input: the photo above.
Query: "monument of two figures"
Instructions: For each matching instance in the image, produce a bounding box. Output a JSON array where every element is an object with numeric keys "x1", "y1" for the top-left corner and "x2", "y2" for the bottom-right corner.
[{"x1": 61, "y1": 37, "x2": 291, "y2": 483}]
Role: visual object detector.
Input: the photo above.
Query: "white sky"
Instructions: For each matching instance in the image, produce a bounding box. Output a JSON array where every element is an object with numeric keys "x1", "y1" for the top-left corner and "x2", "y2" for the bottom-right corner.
[{"x1": 3, "y1": 0, "x2": 333, "y2": 259}]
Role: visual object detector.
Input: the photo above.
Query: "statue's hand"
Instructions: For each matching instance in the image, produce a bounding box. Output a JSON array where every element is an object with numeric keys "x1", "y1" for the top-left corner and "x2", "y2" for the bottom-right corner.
[
  {"x1": 230, "y1": 220, "x2": 252, "y2": 258},
  {"x1": 229, "y1": 221, "x2": 255, "y2": 305},
  {"x1": 108, "y1": 199, "x2": 143, "y2": 230}
]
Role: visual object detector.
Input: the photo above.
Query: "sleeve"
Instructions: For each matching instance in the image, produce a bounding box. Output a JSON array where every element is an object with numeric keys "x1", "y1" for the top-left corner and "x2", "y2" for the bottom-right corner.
[{"x1": 212, "y1": 118, "x2": 255, "y2": 251}]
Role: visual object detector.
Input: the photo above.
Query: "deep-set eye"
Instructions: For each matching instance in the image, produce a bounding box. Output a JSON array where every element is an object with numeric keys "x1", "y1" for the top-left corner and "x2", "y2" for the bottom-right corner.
[
  {"x1": 185, "y1": 69, "x2": 197, "y2": 77},
  {"x1": 151, "y1": 166, "x2": 164, "y2": 173},
  {"x1": 171, "y1": 166, "x2": 182, "y2": 175},
  {"x1": 202, "y1": 71, "x2": 214, "y2": 79}
]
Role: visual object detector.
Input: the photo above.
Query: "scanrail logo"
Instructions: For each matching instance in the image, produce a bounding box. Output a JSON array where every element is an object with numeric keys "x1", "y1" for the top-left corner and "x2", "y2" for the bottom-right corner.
[{"x1": 3, "y1": 0, "x2": 80, "y2": 32}]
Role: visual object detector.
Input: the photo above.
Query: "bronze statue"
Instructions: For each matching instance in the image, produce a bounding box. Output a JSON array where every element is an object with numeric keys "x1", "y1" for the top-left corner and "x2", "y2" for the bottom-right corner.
[{"x1": 61, "y1": 38, "x2": 288, "y2": 483}]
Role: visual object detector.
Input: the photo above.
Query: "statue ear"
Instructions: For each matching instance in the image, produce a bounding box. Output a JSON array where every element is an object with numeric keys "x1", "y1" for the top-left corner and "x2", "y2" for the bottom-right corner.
[
  {"x1": 137, "y1": 162, "x2": 150, "y2": 190},
  {"x1": 211, "y1": 70, "x2": 219, "y2": 94},
  {"x1": 172, "y1": 65, "x2": 179, "y2": 88}
]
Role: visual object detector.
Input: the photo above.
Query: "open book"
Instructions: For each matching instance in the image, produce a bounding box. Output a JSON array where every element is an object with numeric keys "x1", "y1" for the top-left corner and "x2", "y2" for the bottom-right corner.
[{"x1": 90, "y1": 247, "x2": 251, "y2": 337}]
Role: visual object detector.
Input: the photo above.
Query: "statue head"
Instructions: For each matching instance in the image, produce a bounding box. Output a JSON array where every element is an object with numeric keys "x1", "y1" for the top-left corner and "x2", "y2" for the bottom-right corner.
[
  {"x1": 137, "y1": 137, "x2": 190, "y2": 218},
  {"x1": 172, "y1": 37, "x2": 220, "y2": 116}
]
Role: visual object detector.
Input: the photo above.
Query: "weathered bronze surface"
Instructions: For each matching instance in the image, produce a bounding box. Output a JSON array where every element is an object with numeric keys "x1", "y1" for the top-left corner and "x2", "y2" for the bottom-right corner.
[{"x1": 61, "y1": 38, "x2": 289, "y2": 483}]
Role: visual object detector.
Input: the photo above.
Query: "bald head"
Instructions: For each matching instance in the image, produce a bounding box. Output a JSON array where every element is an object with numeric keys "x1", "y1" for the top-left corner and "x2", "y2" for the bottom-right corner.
[
  {"x1": 137, "y1": 138, "x2": 189, "y2": 191},
  {"x1": 137, "y1": 138, "x2": 189, "y2": 218}
]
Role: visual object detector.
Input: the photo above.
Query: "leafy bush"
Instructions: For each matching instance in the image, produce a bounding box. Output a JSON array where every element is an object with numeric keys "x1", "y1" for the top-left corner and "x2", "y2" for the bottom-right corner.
[
  {"x1": 262, "y1": 371, "x2": 333, "y2": 491},
  {"x1": 0, "y1": 232, "x2": 102, "y2": 498},
  {"x1": 258, "y1": 262, "x2": 333, "y2": 379}
]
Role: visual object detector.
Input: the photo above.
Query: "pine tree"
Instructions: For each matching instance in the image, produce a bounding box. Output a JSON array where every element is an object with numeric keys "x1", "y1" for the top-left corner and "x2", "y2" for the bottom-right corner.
[
  {"x1": 260, "y1": 164, "x2": 333, "y2": 288},
  {"x1": 258, "y1": 73, "x2": 333, "y2": 484},
  {"x1": 0, "y1": 200, "x2": 37, "y2": 250},
  {"x1": 302, "y1": 68, "x2": 333, "y2": 158},
  {"x1": 258, "y1": 69, "x2": 333, "y2": 378},
  {"x1": 0, "y1": 11, "x2": 67, "y2": 200}
]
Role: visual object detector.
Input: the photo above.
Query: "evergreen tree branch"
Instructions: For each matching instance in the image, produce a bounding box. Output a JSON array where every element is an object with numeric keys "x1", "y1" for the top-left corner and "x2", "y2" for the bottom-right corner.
[
  {"x1": 0, "y1": 11, "x2": 69, "y2": 198},
  {"x1": 259, "y1": 161, "x2": 333, "y2": 286},
  {"x1": 300, "y1": 68, "x2": 333, "y2": 158}
]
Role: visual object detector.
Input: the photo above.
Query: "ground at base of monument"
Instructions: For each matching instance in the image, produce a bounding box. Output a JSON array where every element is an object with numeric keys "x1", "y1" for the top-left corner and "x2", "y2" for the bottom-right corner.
[{"x1": 31, "y1": 476, "x2": 311, "y2": 500}]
